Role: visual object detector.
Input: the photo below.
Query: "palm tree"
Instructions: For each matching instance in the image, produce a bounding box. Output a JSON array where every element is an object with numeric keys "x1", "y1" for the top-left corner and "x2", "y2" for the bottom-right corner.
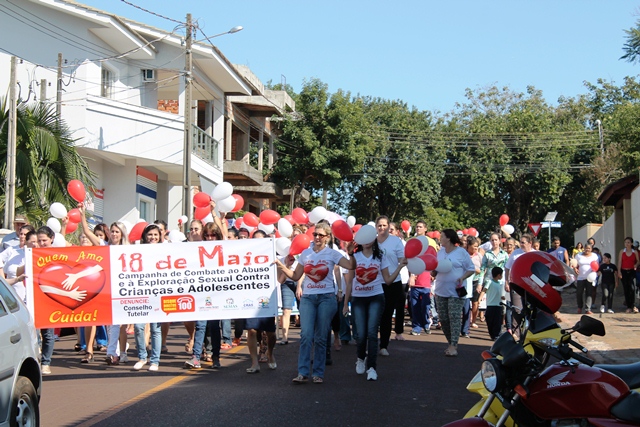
[
  {"x1": 0, "y1": 98, "x2": 95, "y2": 227},
  {"x1": 621, "y1": 19, "x2": 640, "y2": 64}
]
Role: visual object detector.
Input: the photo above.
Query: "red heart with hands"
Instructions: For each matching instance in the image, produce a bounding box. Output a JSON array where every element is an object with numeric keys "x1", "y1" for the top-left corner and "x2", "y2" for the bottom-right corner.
[
  {"x1": 355, "y1": 266, "x2": 379, "y2": 285},
  {"x1": 304, "y1": 263, "x2": 329, "y2": 283},
  {"x1": 38, "y1": 262, "x2": 106, "y2": 310}
]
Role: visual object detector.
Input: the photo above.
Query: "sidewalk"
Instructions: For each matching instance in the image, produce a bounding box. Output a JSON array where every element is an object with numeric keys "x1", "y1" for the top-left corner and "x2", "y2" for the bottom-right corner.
[{"x1": 557, "y1": 285, "x2": 640, "y2": 364}]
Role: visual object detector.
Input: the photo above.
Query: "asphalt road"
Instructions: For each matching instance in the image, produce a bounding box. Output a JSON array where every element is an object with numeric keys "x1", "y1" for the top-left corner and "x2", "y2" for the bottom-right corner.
[{"x1": 39, "y1": 323, "x2": 490, "y2": 427}]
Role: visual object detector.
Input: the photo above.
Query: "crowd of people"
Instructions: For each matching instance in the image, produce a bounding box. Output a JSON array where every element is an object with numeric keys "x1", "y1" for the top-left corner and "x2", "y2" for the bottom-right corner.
[{"x1": 1, "y1": 206, "x2": 640, "y2": 384}]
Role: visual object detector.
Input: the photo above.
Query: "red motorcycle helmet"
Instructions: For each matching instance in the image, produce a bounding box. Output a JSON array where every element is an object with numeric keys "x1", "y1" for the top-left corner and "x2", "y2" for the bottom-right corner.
[{"x1": 509, "y1": 251, "x2": 569, "y2": 313}]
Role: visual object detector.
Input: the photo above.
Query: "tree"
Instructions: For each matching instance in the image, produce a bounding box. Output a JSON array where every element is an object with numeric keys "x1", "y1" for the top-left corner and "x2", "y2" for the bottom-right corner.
[
  {"x1": 0, "y1": 99, "x2": 95, "y2": 226},
  {"x1": 621, "y1": 18, "x2": 640, "y2": 64}
]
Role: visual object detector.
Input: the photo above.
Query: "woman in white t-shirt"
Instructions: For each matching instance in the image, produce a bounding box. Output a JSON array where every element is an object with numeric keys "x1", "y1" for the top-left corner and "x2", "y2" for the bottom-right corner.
[
  {"x1": 276, "y1": 222, "x2": 355, "y2": 384},
  {"x1": 573, "y1": 244, "x2": 599, "y2": 314},
  {"x1": 343, "y1": 239, "x2": 406, "y2": 381}
]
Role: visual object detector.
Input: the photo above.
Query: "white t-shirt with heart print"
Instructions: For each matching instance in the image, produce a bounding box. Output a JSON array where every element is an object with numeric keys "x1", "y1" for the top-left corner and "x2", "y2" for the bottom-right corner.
[
  {"x1": 299, "y1": 246, "x2": 344, "y2": 295},
  {"x1": 350, "y1": 252, "x2": 389, "y2": 297}
]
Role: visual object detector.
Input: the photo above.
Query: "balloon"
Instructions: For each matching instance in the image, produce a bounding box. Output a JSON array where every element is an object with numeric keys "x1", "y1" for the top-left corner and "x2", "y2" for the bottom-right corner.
[
  {"x1": 436, "y1": 259, "x2": 453, "y2": 273},
  {"x1": 235, "y1": 217, "x2": 244, "y2": 230},
  {"x1": 121, "y1": 220, "x2": 133, "y2": 235},
  {"x1": 277, "y1": 218, "x2": 293, "y2": 238},
  {"x1": 46, "y1": 218, "x2": 61, "y2": 233},
  {"x1": 67, "y1": 180, "x2": 86, "y2": 203},
  {"x1": 231, "y1": 194, "x2": 244, "y2": 212},
  {"x1": 275, "y1": 237, "x2": 291, "y2": 256},
  {"x1": 67, "y1": 208, "x2": 81, "y2": 224},
  {"x1": 52, "y1": 233, "x2": 66, "y2": 247},
  {"x1": 416, "y1": 236, "x2": 432, "y2": 256},
  {"x1": 243, "y1": 212, "x2": 260, "y2": 227},
  {"x1": 587, "y1": 271, "x2": 598, "y2": 283},
  {"x1": 457, "y1": 230, "x2": 463, "y2": 238},
  {"x1": 401, "y1": 220, "x2": 411, "y2": 233},
  {"x1": 260, "y1": 209, "x2": 281, "y2": 225},
  {"x1": 65, "y1": 221, "x2": 78, "y2": 233},
  {"x1": 305, "y1": 226, "x2": 315, "y2": 237},
  {"x1": 367, "y1": 221, "x2": 376, "y2": 227},
  {"x1": 502, "y1": 224, "x2": 515, "y2": 235},
  {"x1": 354, "y1": 224, "x2": 377, "y2": 245},
  {"x1": 347, "y1": 216, "x2": 356, "y2": 228},
  {"x1": 194, "y1": 206, "x2": 210, "y2": 220},
  {"x1": 407, "y1": 257, "x2": 426, "y2": 275},
  {"x1": 426, "y1": 245, "x2": 437, "y2": 257},
  {"x1": 49, "y1": 202, "x2": 67, "y2": 219},
  {"x1": 570, "y1": 258, "x2": 578, "y2": 268},
  {"x1": 462, "y1": 229, "x2": 469, "y2": 236},
  {"x1": 331, "y1": 220, "x2": 354, "y2": 242},
  {"x1": 128, "y1": 222, "x2": 148, "y2": 242},
  {"x1": 433, "y1": 231, "x2": 441, "y2": 240},
  {"x1": 168, "y1": 230, "x2": 186, "y2": 242},
  {"x1": 202, "y1": 213, "x2": 214, "y2": 224},
  {"x1": 178, "y1": 215, "x2": 188, "y2": 226},
  {"x1": 499, "y1": 214, "x2": 509, "y2": 227},
  {"x1": 290, "y1": 234, "x2": 311, "y2": 255},
  {"x1": 193, "y1": 192, "x2": 211, "y2": 208},
  {"x1": 590, "y1": 261, "x2": 599, "y2": 272},
  {"x1": 426, "y1": 231, "x2": 434, "y2": 239},
  {"x1": 352, "y1": 224, "x2": 362, "y2": 233},
  {"x1": 218, "y1": 195, "x2": 237, "y2": 213},
  {"x1": 404, "y1": 238, "x2": 423, "y2": 259},
  {"x1": 308, "y1": 206, "x2": 328, "y2": 224},
  {"x1": 258, "y1": 223, "x2": 275, "y2": 234},
  {"x1": 420, "y1": 254, "x2": 438, "y2": 271},
  {"x1": 211, "y1": 181, "x2": 233, "y2": 201},
  {"x1": 284, "y1": 215, "x2": 295, "y2": 225},
  {"x1": 291, "y1": 208, "x2": 309, "y2": 225}
]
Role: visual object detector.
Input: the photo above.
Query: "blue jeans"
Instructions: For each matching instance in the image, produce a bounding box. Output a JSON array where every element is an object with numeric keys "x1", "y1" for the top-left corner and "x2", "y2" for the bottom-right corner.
[
  {"x1": 410, "y1": 287, "x2": 433, "y2": 332},
  {"x1": 134, "y1": 323, "x2": 161, "y2": 365},
  {"x1": 461, "y1": 298, "x2": 471, "y2": 335},
  {"x1": 298, "y1": 293, "x2": 337, "y2": 378},
  {"x1": 220, "y1": 319, "x2": 231, "y2": 345},
  {"x1": 338, "y1": 296, "x2": 353, "y2": 341},
  {"x1": 194, "y1": 320, "x2": 221, "y2": 360},
  {"x1": 40, "y1": 328, "x2": 55, "y2": 366},
  {"x1": 351, "y1": 293, "x2": 385, "y2": 370}
]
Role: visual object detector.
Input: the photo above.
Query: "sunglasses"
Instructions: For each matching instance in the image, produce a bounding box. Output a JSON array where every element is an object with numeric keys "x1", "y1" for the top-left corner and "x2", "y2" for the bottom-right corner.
[
  {"x1": 313, "y1": 233, "x2": 328, "y2": 238},
  {"x1": 204, "y1": 234, "x2": 217, "y2": 238}
]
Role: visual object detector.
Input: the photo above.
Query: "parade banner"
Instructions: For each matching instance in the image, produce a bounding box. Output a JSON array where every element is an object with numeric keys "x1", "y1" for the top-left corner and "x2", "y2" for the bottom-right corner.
[{"x1": 26, "y1": 239, "x2": 278, "y2": 328}]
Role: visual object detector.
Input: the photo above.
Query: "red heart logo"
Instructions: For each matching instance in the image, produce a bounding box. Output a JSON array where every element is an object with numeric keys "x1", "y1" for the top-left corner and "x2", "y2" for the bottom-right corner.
[
  {"x1": 303, "y1": 263, "x2": 329, "y2": 283},
  {"x1": 356, "y1": 266, "x2": 379, "y2": 285},
  {"x1": 38, "y1": 262, "x2": 106, "y2": 310}
]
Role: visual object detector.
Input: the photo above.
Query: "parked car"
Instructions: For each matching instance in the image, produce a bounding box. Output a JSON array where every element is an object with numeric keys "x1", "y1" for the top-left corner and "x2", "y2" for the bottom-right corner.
[{"x1": 0, "y1": 277, "x2": 41, "y2": 426}]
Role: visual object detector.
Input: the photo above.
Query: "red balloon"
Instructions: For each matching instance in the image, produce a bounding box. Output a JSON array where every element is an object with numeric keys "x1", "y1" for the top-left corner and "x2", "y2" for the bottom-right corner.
[
  {"x1": 260, "y1": 209, "x2": 281, "y2": 225},
  {"x1": 433, "y1": 231, "x2": 441, "y2": 240},
  {"x1": 291, "y1": 208, "x2": 309, "y2": 225},
  {"x1": 306, "y1": 226, "x2": 315, "y2": 237},
  {"x1": 129, "y1": 222, "x2": 148, "y2": 242},
  {"x1": 468, "y1": 227, "x2": 478, "y2": 237},
  {"x1": 243, "y1": 212, "x2": 260, "y2": 227},
  {"x1": 67, "y1": 180, "x2": 86, "y2": 203},
  {"x1": 235, "y1": 217, "x2": 244, "y2": 229},
  {"x1": 462, "y1": 228, "x2": 469, "y2": 236},
  {"x1": 499, "y1": 214, "x2": 509, "y2": 227},
  {"x1": 289, "y1": 234, "x2": 311, "y2": 256},
  {"x1": 284, "y1": 215, "x2": 295, "y2": 225},
  {"x1": 404, "y1": 238, "x2": 423, "y2": 259},
  {"x1": 426, "y1": 245, "x2": 437, "y2": 257},
  {"x1": 231, "y1": 194, "x2": 244, "y2": 212},
  {"x1": 193, "y1": 192, "x2": 211, "y2": 208},
  {"x1": 419, "y1": 254, "x2": 438, "y2": 271},
  {"x1": 65, "y1": 221, "x2": 78, "y2": 234},
  {"x1": 352, "y1": 224, "x2": 362, "y2": 233},
  {"x1": 331, "y1": 220, "x2": 353, "y2": 242},
  {"x1": 401, "y1": 220, "x2": 411, "y2": 233},
  {"x1": 67, "y1": 208, "x2": 81, "y2": 223},
  {"x1": 590, "y1": 261, "x2": 599, "y2": 272},
  {"x1": 194, "y1": 206, "x2": 210, "y2": 220}
]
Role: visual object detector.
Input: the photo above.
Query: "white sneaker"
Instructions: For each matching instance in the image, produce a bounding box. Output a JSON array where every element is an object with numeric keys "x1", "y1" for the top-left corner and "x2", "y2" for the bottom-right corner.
[
  {"x1": 355, "y1": 358, "x2": 366, "y2": 375},
  {"x1": 42, "y1": 365, "x2": 51, "y2": 375},
  {"x1": 607, "y1": 309, "x2": 615, "y2": 314},
  {"x1": 148, "y1": 363, "x2": 159, "y2": 372},
  {"x1": 120, "y1": 354, "x2": 129, "y2": 364},
  {"x1": 379, "y1": 348, "x2": 389, "y2": 356},
  {"x1": 600, "y1": 305, "x2": 606, "y2": 313},
  {"x1": 133, "y1": 359, "x2": 148, "y2": 370},
  {"x1": 366, "y1": 367, "x2": 378, "y2": 381}
]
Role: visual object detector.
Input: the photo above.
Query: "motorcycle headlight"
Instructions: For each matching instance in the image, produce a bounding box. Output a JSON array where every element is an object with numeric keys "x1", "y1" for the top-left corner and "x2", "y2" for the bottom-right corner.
[{"x1": 481, "y1": 359, "x2": 504, "y2": 393}]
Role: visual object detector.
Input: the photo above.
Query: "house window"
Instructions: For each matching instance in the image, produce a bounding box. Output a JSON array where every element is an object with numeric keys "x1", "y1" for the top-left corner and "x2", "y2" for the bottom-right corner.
[
  {"x1": 101, "y1": 67, "x2": 114, "y2": 98},
  {"x1": 138, "y1": 195, "x2": 155, "y2": 223}
]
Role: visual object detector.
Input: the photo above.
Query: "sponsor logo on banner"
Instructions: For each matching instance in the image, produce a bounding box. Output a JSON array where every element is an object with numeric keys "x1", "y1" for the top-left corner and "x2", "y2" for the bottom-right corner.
[
  {"x1": 258, "y1": 296, "x2": 270, "y2": 308},
  {"x1": 243, "y1": 299, "x2": 254, "y2": 309}
]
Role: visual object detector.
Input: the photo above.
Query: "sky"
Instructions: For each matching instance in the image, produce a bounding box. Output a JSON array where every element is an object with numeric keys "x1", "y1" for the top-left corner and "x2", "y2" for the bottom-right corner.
[{"x1": 79, "y1": 0, "x2": 640, "y2": 113}]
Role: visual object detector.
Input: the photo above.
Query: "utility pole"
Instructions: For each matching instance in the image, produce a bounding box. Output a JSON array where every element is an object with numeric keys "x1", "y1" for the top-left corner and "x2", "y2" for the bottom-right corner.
[
  {"x1": 596, "y1": 119, "x2": 604, "y2": 155},
  {"x1": 181, "y1": 14, "x2": 193, "y2": 232},
  {"x1": 39, "y1": 78, "x2": 47, "y2": 104},
  {"x1": 56, "y1": 53, "x2": 63, "y2": 117},
  {"x1": 4, "y1": 56, "x2": 17, "y2": 228}
]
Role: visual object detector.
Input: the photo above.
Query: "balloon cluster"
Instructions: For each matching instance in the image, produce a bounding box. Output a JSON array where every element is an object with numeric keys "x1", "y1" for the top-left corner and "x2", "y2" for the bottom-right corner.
[
  {"x1": 499, "y1": 214, "x2": 515, "y2": 235},
  {"x1": 192, "y1": 182, "x2": 244, "y2": 224},
  {"x1": 46, "y1": 180, "x2": 88, "y2": 246},
  {"x1": 587, "y1": 260, "x2": 599, "y2": 283},
  {"x1": 404, "y1": 236, "x2": 440, "y2": 275}
]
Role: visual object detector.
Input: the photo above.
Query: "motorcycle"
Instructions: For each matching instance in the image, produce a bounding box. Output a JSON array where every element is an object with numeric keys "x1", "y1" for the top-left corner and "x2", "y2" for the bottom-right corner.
[{"x1": 446, "y1": 251, "x2": 640, "y2": 427}]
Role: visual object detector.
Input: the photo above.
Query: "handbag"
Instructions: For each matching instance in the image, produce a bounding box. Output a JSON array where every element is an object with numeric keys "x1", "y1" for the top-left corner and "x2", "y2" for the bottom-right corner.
[{"x1": 456, "y1": 286, "x2": 468, "y2": 298}]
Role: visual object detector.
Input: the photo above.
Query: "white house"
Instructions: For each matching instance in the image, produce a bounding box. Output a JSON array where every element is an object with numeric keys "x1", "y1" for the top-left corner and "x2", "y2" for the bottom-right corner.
[{"x1": 0, "y1": 0, "x2": 254, "y2": 228}]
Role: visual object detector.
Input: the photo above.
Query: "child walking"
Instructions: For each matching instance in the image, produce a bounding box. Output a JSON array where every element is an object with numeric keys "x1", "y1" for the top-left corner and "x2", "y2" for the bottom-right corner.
[
  {"x1": 599, "y1": 253, "x2": 618, "y2": 313},
  {"x1": 481, "y1": 267, "x2": 505, "y2": 340}
]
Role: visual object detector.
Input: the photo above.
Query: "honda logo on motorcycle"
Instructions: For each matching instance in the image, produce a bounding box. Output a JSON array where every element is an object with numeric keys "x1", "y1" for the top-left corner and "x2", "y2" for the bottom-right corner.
[{"x1": 546, "y1": 371, "x2": 570, "y2": 388}]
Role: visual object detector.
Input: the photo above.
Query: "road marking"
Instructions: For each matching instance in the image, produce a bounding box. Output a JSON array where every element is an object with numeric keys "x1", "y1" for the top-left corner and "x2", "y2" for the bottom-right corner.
[{"x1": 75, "y1": 345, "x2": 245, "y2": 427}]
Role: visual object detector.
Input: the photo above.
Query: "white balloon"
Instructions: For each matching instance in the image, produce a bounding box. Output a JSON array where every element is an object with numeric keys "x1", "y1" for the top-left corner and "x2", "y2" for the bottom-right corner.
[
  {"x1": 258, "y1": 223, "x2": 275, "y2": 234},
  {"x1": 49, "y1": 202, "x2": 67, "y2": 219},
  {"x1": 407, "y1": 257, "x2": 426, "y2": 275},
  {"x1": 121, "y1": 221, "x2": 132, "y2": 235},
  {"x1": 178, "y1": 215, "x2": 188, "y2": 226},
  {"x1": 354, "y1": 224, "x2": 377, "y2": 245},
  {"x1": 211, "y1": 182, "x2": 233, "y2": 201},
  {"x1": 324, "y1": 211, "x2": 343, "y2": 224},
  {"x1": 136, "y1": 218, "x2": 146, "y2": 223},
  {"x1": 52, "y1": 232, "x2": 66, "y2": 247},
  {"x1": 277, "y1": 218, "x2": 293, "y2": 238},
  {"x1": 587, "y1": 271, "x2": 598, "y2": 283},
  {"x1": 436, "y1": 259, "x2": 453, "y2": 273},
  {"x1": 569, "y1": 258, "x2": 578, "y2": 268},
  {"x1": 502, "y1": 224, "x2": 515, "y2": 235},
  {"x1": 416, "y1": 236, "x2": 431, "y2": 256},
  {"x1": 367, "y1": 221, "x2": 376, "y2": 227},
  {"x1": 168, "y1": 230, "x2": 186, "y2": 242},
  {"x1": 347, "y1": 216, "x2": 356, "y2": 228},
  {"x1": 202, "y1": 213, "x2": 214, "y2": 224},
  {"x1": 218, "y1": 195, "x2": 236, "y2": 212},
  {"x1": 46, "y1": 218, "x2": 61, "y2": 233},
  {"x1": 276, "y1": 237, "x2": 291, "y2": 256},
  {"x1": 308, "y1": 206, "x2": 328, "y2": 224}
]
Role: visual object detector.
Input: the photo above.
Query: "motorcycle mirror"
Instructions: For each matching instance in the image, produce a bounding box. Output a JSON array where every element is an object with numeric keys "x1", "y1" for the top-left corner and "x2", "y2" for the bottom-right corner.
[{"x1": 572, "y1": 315, "x2": 606, "y2": 337}]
